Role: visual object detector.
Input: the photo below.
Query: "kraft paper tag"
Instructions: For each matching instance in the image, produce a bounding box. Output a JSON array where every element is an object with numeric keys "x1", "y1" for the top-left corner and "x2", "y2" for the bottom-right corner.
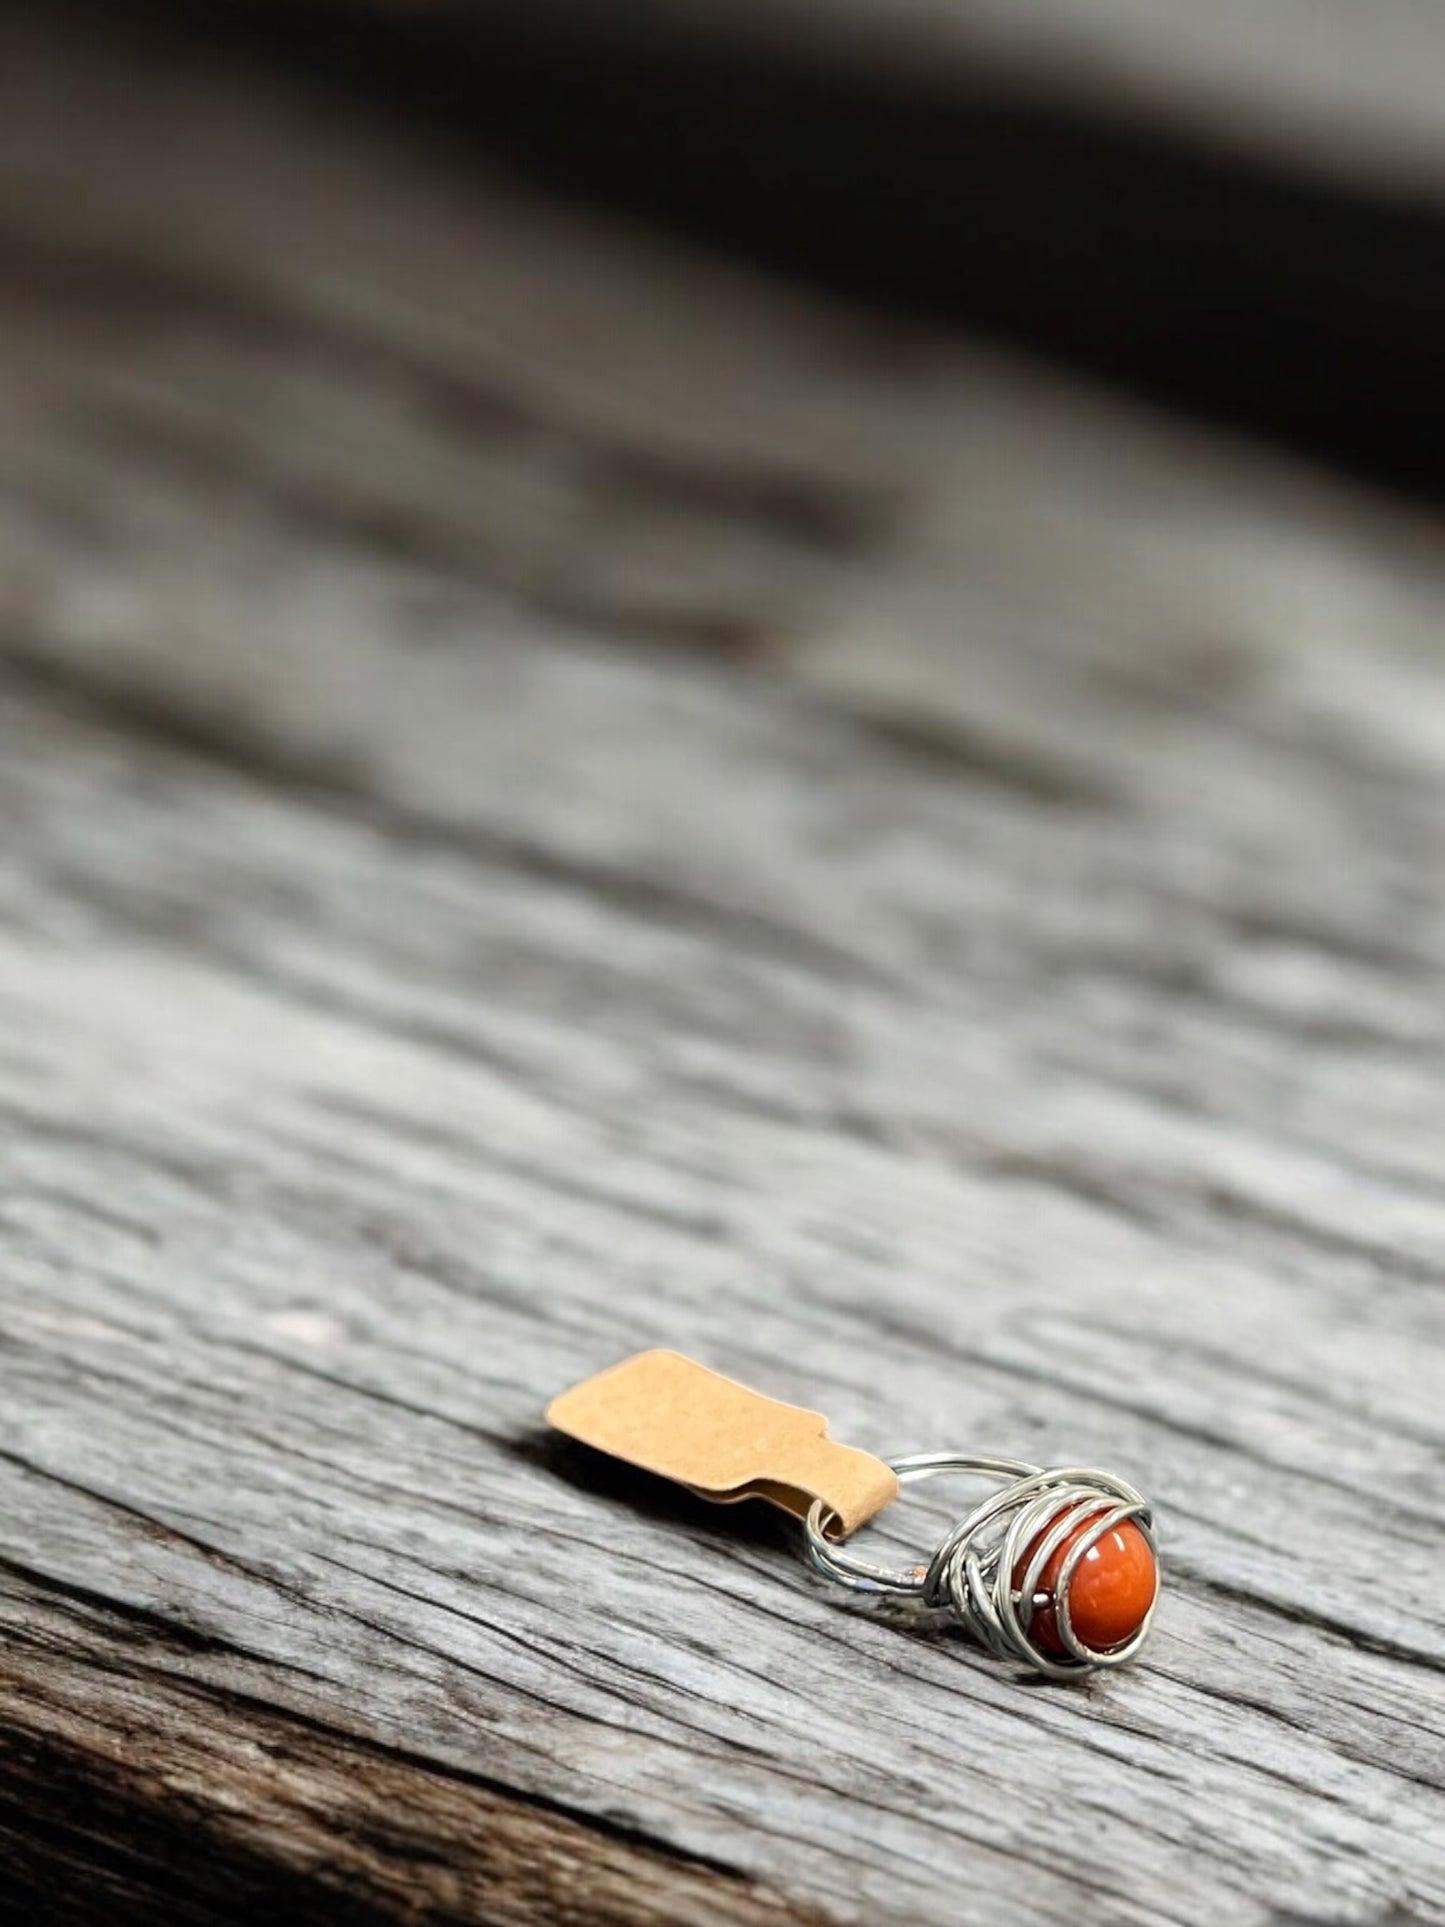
[{"x1": 546, "y1": 1350, "x2": 898, "y2": 1538}]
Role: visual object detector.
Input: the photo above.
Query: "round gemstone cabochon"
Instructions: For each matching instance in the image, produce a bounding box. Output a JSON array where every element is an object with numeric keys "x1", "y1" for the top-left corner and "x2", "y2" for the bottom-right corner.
[{"x1": 1015, "y1": 1508, "x2": 1157, "y2": 1657}]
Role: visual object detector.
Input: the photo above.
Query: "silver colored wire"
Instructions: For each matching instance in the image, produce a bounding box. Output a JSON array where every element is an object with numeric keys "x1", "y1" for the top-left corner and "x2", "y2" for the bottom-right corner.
[{"x1": 804, "y1": 1453, "x2": 1157, "y2": 1679}]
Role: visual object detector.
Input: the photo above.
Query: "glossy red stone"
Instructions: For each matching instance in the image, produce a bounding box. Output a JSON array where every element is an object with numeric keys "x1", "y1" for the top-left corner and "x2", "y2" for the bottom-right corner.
[{"x1": 1014, "y1": 1508, "x2": 1157, "y2": 1657}]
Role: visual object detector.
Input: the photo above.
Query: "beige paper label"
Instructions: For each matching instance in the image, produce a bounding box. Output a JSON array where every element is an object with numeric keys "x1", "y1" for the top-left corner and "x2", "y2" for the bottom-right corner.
[{"x1": 546, "y1": 1350, "x2": 898, "y2": 1537}]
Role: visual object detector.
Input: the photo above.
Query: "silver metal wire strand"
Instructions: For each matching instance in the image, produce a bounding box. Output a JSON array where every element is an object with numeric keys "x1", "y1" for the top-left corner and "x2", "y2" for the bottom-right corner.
[{"x1": 805, "y1": 1453, "x2": 1157, "y2": 1679}]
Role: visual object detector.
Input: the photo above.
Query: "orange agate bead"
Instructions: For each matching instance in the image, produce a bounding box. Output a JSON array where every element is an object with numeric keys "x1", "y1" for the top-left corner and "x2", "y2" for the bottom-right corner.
[{"x1": 1015, "y1": 1508, "x2": 1157, "y2": 1656}]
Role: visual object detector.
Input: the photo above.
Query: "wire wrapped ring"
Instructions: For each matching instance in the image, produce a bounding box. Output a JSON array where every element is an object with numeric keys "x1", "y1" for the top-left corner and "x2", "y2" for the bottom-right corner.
[{"x1": 805, "y1": 1452, "x2": 1158, "y2": 1679}]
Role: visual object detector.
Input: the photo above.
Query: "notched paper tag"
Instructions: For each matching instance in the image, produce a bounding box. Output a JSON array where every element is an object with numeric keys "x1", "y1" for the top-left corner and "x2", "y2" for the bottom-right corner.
[{"x1": 546, "y1": 1350, "x2": 898, "y2": 1538}]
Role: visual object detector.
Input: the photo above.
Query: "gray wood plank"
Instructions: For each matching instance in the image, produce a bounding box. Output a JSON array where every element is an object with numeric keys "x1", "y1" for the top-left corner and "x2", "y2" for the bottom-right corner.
[{"x1": 0, "y1": 9, "x2": 1442, "y2": 1924}]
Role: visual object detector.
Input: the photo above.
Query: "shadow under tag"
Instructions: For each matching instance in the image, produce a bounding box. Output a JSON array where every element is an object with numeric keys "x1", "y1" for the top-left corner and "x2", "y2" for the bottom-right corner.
[{"x1": 546, "y1": 1349, "x2": 898, "y2": 1538}]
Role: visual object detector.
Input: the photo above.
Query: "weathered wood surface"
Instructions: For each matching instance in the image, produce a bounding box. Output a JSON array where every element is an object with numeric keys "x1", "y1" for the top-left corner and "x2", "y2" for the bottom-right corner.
[
  {"x1": 2, "y1": 8, "x2": 1444, "y2": 1923},
  {"x1": 348, "y1": 0, "x2": 1445, "y2": 196},
  {"x1": 210, "y1": 0, "x2": 1445, "y2": 499}
]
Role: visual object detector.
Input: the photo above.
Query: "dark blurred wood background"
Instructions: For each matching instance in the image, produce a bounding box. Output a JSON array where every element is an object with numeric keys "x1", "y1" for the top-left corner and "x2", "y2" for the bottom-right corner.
[
  {"x1": 241, "y1": 0, "x2": 1445, "y2": 495},
  {"x1": 0, "y1": 3, "x2": 1442, "y2": 1923}
]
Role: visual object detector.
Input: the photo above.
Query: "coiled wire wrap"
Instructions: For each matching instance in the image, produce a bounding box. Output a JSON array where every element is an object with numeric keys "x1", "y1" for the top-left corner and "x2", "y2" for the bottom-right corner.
[{"x1": 804, "y1": 1453, "x2": 1157, "y2": 1679}]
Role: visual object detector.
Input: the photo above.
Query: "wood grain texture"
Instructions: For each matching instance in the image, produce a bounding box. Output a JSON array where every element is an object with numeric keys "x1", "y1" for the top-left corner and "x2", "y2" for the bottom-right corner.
[
  {"x1": 0, "y1": 1607, "x2": 809, "y2": 1927},
  {"x1": 1, "y1": 8, "x2": 1443, "y2": 1924}
]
